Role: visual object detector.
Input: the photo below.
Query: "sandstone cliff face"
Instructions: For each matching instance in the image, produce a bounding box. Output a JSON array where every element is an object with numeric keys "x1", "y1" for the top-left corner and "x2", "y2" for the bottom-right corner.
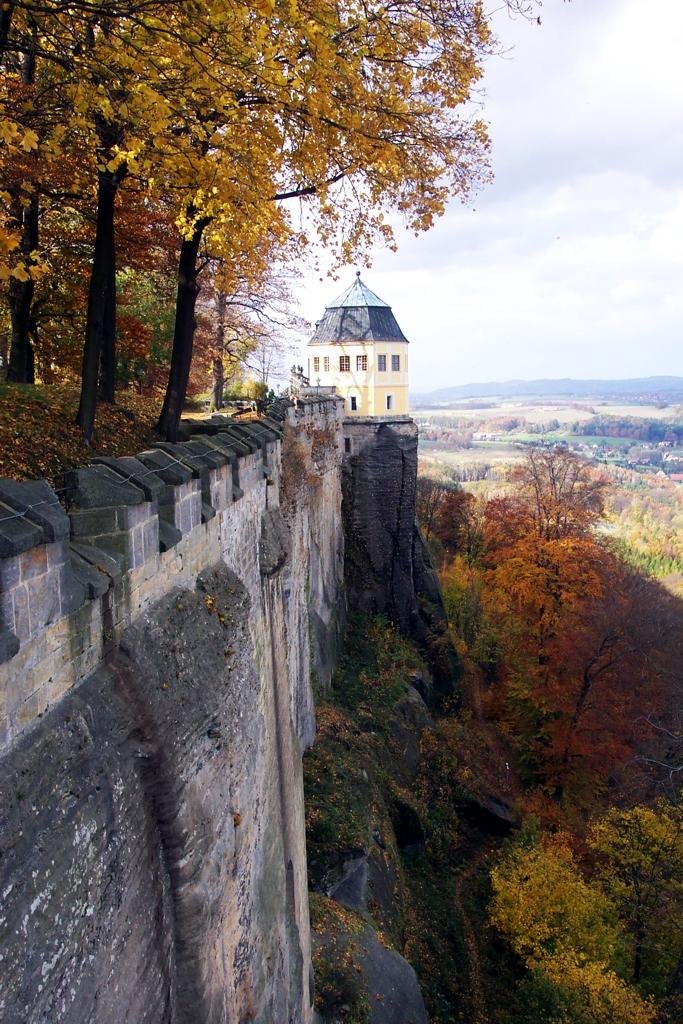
[
  {"x1": 342, "y1": 420, "x2": 419, "y2": 632},
  {"x1": 342, "y1": 419, "x2": 460, "y2": 700},
  {"x1": 0, "y1": 399, "x2": 344, "y2": 1024}
]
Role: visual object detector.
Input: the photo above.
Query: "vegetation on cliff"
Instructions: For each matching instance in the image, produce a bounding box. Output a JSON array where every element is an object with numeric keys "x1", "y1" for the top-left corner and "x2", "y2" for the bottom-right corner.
[
  {"x1": 429, "y1": 448, "x2": 682, "y2": 1022},
  {"x1": 305, "y1": 615, "x2": 513, "y2": 1023},
  {"x1": 308, "y1": 446, "x2": 682, "y2": 1024}
]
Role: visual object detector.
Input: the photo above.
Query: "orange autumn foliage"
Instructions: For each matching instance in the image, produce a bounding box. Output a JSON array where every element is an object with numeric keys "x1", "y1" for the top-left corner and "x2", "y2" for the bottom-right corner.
[{"x1": 469, "y1": 449, "x2": 676, "y2": 808}]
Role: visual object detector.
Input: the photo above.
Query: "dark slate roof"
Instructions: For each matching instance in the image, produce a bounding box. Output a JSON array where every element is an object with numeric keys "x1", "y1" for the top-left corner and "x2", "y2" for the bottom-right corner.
[
  {"x1": 309, "y1": 273, "x2": 409, "y2": 345},
  {"x1": 329, "y1": 277, "x2": 389, "y2": 308}
]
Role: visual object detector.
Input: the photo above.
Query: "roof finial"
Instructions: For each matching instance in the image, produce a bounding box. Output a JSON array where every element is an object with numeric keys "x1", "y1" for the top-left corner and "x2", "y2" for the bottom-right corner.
[{"x1": 355, "y1": 269, "x2": 361, "y2": 278}]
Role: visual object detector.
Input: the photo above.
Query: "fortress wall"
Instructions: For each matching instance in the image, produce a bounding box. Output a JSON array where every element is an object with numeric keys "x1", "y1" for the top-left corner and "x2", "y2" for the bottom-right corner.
[{"x1": 0, "y1": 396, "x2": 344, "y2": 1024}]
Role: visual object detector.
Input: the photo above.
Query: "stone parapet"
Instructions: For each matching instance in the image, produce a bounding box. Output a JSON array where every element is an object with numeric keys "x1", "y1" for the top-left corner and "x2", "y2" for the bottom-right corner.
[
  {"x1": 0, "y1": 398, "x2": 343, "y2": 754},
  {"x1": 341, "y1": 414, "x2": 417, "y2": 459}
]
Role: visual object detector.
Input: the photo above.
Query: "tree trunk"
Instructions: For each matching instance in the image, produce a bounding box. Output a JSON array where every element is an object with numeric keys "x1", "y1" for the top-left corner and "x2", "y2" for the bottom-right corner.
[
  {"x1": 0, "y1": 2, "x2": 15, "y2": 61},
  {"x1": 210, "y1": 290, "x2": 227, "y2": 411},
  {"x1": 97, "y1": 151, "x2": 126, "y2": 404},
  {"x1": 211, "y1": 357, "x2": 224, "y2": 411},
  {"x1": 7, "y1": 192, "x2": 38, "y2": 383},
  {"x1": 157, "y1": 216, "x2": 210, "y2": 441},
  {"x1": 75, "y1": 163, "x2": 125, "y2": 441},
  {"x1": 97, "y1": 262, "x2": 117, "y2": 403},
  {"x1": 633, "y1": 923, "x2": 645, "y2": 984},
  {"x1": 7, "y1": 37, "x2": 38, "y2": 384}
]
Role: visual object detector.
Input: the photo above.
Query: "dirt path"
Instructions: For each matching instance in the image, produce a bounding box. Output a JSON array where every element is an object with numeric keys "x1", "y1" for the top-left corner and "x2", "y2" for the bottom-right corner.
[
  {"x1": 451, "y1": 665, "x2": 520, "y2": 1023},
  {"x1": 453, "y1": 845, "x2": 493, "y2": 1024}
]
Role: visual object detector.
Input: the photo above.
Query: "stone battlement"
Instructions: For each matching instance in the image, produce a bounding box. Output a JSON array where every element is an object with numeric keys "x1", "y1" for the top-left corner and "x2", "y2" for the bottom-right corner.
[{"x1": 0, "y1": 395, "x2": 343, "y2": 753}]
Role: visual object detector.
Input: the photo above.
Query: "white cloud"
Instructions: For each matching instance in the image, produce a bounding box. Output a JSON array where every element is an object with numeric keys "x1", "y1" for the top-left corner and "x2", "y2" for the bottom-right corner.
[{"x1": 294, "y1": 0, "x2": 683, "y2": 391}]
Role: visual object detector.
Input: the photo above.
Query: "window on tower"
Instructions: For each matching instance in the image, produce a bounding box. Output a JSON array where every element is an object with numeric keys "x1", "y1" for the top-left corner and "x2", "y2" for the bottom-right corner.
[
  {"x1": 392, "y1": 354, "x2": 400, "y2": 371},
  {"x1": 323, "y1": 356, "x2": 330, "y2": 371},
  {"x1": 339, "y1": 355, "x2": 350, "y2": 372},
  {"x1": 313, "y1": 357, "x2": 320, "y2": 373},
  {"x1": 386, "y1": 394, "x2": 393, "y2": 410},
  {"x1": 350, "y1": 396, "x2": 358, "y2": 411},
  {"x1": 356, "y1": 354, "x2": 367, "y2": 371},
  {"x1": 377, "y1": 354, "x2": 387, "y2": 371}
]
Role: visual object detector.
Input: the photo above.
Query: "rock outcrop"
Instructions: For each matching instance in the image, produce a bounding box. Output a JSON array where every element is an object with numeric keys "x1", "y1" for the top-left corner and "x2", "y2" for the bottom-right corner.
[
  {"x1": 313, "y1": 924, "x2": 428, "y2": 1024},
  {"x1": 342, "y1": 417, "x2": 460, "y2": 700}
]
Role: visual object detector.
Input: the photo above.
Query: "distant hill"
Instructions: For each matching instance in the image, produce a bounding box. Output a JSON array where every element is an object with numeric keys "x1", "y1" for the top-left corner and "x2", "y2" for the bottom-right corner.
[{"x1": 413, "y1": 376, "x2": 683, "y2": 404}]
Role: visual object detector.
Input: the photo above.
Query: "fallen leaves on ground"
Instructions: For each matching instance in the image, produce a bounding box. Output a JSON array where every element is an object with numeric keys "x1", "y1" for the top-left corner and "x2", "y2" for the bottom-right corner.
[{"x1": 0, "y1": 381, "x2": 161, "y2": 486}]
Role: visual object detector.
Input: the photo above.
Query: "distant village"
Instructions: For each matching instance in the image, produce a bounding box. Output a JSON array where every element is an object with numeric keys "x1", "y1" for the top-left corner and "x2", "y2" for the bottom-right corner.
[
  {"x1": 416, "y1": 403, "x2": 683, "y2": 487},
  {"x1": 469, "y1": 431, "x2": 683, "y2": 481}
]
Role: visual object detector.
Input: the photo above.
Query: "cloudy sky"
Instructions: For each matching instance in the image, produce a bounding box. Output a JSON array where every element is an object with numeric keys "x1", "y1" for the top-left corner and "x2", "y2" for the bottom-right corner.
[{"x1": 293, "y1": 0, "x2": 683, "y2": 394}]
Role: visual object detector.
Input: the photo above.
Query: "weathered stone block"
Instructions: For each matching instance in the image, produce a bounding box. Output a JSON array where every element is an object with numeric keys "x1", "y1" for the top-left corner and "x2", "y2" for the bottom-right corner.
[
  {"x1": 92, "y1": 456, "x2": 165, "y2": 502},
  {"x1": 0, "y1": 626, "x2": 19, "y2": 663},
  {"x1": 64, "y1": 465, "x2": 146, "y2": 509},
  {"x1": 0, "y1": 478, "x2": 69, "y2": 543},
  {"x1": 208, "y1": 466, "x2": 230, "y2": 513},
  {"x1": 12, "y1": 582, "x2": 30, "y2": 640},
  {"x1": 57, "y1": 560, "x2": 88, "y2": 615},
  {"x1": 0, "y1": 501, "x2": 43, "y2": 557},
  {"x1": 19, "y1": 544, "x2": 48, "y2": 579},
  {"x1": 131, "y1": 525, "x2": 144, "y2": 569},
  {"x1": 0, "y1": 553, "x2": 21, "y2": 588},
  {"x1": 190, "y1": 433, "x2": 239, "y2": 465},
  {"x1": 88, "y1": 532, "x2": 128, "y2": 567},
  {"x1": 222, "y1": 423, "x2": 260, "y2": 453},
  {"x1": 69, "y1": 507, "x2": 119, "y2": 537},
  {"x1": 184, "y1": 439, "x2": 227, "y2": 470},
  {"x1": 69, "y1": 552, "x2": 111, "y2": 599},
  {"x1": 47, "y1": 539, "x2": 69, "y2": 568},
  {"x1": 158, "y1": 519, "x2": 182, "y2": 552},
  {"x1": 137, "y1": 449, "x2": 192, "y2": 486},
  {"x1": 69, "y1": 542, "x2": 122, "y2": 583},
  {"x1": 26, "y1": 570, "x2": 60, "y2": 633},
  {"x1": 169, "y1": 481, "x2": 201, "y2": 536},
  {"x1": 0, "y1": 587, "x2": 14, "y2": 630},
  {"x1": 216, "y1": 430, "x2": 251, "y2": 457},
  {"x1": 141, "y1": 519, "x2": 159, "y2": 563},
  {"x1": 124, "y1": 501, "x2": 155, "y2": 529}
]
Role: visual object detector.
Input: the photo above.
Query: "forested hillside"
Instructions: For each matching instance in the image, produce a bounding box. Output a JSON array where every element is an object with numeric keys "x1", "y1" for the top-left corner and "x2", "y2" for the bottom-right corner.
[
  {"x1": 415, "y1": 378, "x2": 683, "y2": 404},
  {"x1": 306, "y1": 447, "x2": 682, "y2": 1024},
  {"x1": 421, "y1": 447, "x2": 683, "y2": 1021},
  {"x1": 309, "y1": 448, "x2": 679, "y2": 1024}
]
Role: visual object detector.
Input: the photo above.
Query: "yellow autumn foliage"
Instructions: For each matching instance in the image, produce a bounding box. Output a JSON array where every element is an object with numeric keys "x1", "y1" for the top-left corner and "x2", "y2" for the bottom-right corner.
[
  {"x1": 490, "y1": 832, "x2": 656, "y2": 1024},
  {"x1": 2, "y1": 0, "x2": 494, "y2": 279},
  {"x1": 543, "y1": 952, "x2": 655, "y2": 1024},
  {"x1": 490, "y1": 834, "x2": 620, "y2": 966},
  {"x1": 587, "y1": 801, "x2": 683, "y2": 987}
]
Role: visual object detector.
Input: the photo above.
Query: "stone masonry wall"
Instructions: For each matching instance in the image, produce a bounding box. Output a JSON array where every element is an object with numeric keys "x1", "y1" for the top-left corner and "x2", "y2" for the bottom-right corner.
[{"x1": 0, "y1": 396, "x2": 344, "y2": 1024}]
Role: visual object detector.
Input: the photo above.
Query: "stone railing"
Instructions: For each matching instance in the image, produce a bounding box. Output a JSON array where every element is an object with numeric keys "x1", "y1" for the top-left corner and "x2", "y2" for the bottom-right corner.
[{"x1": 0, "y1": 397, "x2": 341, "y2": 752}]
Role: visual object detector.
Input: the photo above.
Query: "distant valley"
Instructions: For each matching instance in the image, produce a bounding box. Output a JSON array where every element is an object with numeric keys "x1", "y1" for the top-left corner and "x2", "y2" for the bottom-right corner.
[{"x1": 414, "y1": 388, "x2": 683, "y2": 594}]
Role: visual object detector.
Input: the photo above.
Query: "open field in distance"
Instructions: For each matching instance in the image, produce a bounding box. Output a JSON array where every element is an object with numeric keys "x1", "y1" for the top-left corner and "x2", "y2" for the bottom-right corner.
[
  {"x1": 415, "y1": 393, "x2": 683, "y2": 594},
  {"x1": 413, "y1": 401, "x2": 683, "y2": 424}
]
